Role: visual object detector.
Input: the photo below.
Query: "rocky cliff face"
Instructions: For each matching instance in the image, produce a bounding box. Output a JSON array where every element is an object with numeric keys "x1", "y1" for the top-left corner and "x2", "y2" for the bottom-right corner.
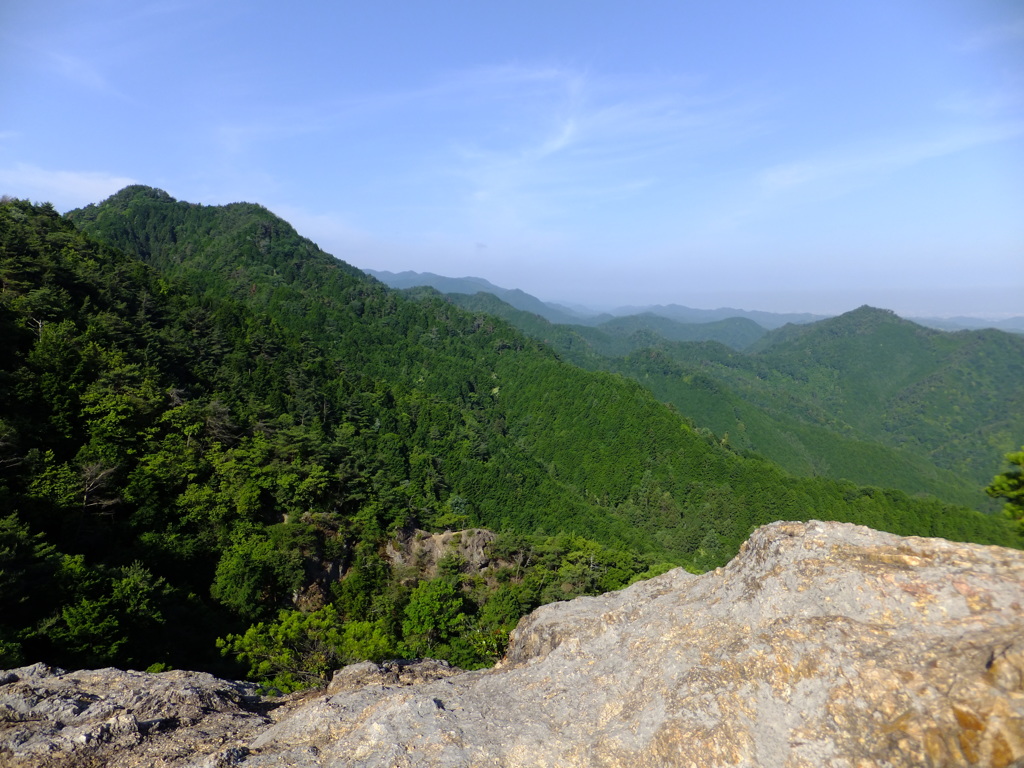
[
  {"x1": 385, "y1": 528, "x2": 500, "y2": 580},
  {"x1": 2, "y1": 520, "x2": 1022, "y2": 767}
]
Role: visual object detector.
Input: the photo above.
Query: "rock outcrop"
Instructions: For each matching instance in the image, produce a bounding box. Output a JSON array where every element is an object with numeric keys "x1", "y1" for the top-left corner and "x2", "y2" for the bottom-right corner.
[
  {"x1": 0, "y1": 666, "x2": 273, "y2": 767},
  {"x1": 385, "y1": 528, "x2": 500, "y2": 579},
  {"x1": 3, "y1": 520, "x2": 1023, "y2": 767}
]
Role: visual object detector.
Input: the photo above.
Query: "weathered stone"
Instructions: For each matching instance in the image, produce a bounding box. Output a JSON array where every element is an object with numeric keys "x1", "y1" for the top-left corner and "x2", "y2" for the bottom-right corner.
[
  {"x1": 385, "y1": 528, "x2": 499, "y2": 579},
  {"x1": 0, "y1": 664, "x2": 271, "y2": 768},
  {"x1": 326, "y1": 659, "x2": 463, "y2": 695},
  {"x1": 3, "y1": 521, "x2": 1023, "y2": 767}
]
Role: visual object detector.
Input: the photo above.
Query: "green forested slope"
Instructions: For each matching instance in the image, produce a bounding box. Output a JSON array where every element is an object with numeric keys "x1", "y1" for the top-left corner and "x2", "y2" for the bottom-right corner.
[
  {"x1": 443, "y1": 290, "x2": 765, "y2": 356},
  {"x1": 443, "y1": 291, "x2": 1021, "y2": 508},
  {"x1": 596, "y1": 313, "x2": 766, "y2": 350},
  {"x1": 610, "y1": 346, "x2": 986, "y2": 508},
  {"x1": 3, "y1": 195, "x2": 670, "y2": 678},
  {"x1": 0, "y1": 189, "x2": 1014, "y2": 686},
  {"x1": 744, "y1": 307, "x2": 1024, "y2": 485}
]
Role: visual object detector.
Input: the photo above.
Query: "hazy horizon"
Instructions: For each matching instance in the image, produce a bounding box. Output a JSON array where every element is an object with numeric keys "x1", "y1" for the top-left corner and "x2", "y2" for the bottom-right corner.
[
  {"x1": 366, "y1": 267, "x2": 1023, "y2": 321},
  {"x1": 2, "y1": 1, "x2": 1022, "y2": 318}
]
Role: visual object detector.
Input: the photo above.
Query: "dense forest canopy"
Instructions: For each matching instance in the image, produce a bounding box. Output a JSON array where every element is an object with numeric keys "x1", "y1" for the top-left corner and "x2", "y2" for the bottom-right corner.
[
  {"x1": 0, "y1": 188, "x2": 1016, "y2": 688},
  {"x1": 440, "y1": 291, "x2": 1024, "y2": 510}
]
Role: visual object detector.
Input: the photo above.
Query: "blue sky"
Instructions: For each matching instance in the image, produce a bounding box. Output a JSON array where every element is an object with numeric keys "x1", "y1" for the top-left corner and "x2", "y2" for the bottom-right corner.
[{"x1": 2, "y1": 1, "x2": 1022, "y2": 316}]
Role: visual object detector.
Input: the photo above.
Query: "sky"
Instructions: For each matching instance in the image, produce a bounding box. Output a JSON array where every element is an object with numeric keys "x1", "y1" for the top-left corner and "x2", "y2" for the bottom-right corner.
[{"x1": 2, "y1": 1, "x2": 1022, "y2": 317}]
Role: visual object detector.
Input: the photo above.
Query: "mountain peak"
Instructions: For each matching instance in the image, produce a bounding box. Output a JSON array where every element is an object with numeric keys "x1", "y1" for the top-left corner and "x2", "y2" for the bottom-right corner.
[
  {"x1": 829, "y1": 305, "x2": 919, "y2": 333},
  {"x1": 103, "y1": 184, "x2": 177, "y2": 206},
  {"x1": 847, "y1": 304, "x2": 898, "y2": 318}
]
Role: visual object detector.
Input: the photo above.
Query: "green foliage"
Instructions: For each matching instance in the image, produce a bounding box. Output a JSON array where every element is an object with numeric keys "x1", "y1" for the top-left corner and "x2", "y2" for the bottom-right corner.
[
  {"x1": 458, "y1": 292, "x2": 1022, "y2": 509},
  {"x1": 210, "y1": 529, "x2": 306, "y2": 620},
  {"x1": 217, "y1": 605, "x2": 397, "y2": 692},
  {"x1": 401, "y1": 577, "x2": 467, "y2": 658},
  {"x1": 987, "y1": 447, "x2": 1024, "y2": 531},
  {"x1": 42, "y1": 557, "x2": 174, "y2": 668},
  {"x1": 0, "y1": 513, "x2": 60, "y2": 662}
]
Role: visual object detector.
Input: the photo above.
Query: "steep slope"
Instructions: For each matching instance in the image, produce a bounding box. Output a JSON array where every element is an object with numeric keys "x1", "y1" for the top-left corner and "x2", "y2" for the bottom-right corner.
[
  {"x1": 1, "y1": 196, "x2": 669, "y2": 676},
  {"x1": 613, "y1": 346, "x2": 987, "y2": 508},
  {"x1": 736, "y1": 306, "x2": 1024, "y2": 485},
  {"x1": 436, "y1": 293, "x2": 994, "y2": 508}
]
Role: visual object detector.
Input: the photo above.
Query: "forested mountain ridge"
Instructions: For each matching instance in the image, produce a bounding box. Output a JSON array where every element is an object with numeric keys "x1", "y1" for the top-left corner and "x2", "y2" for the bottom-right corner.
[
  {"x1": 4, "y1": 193, "x2": 671, "y2": 679},
  {"x1": 438, "y1": 290, "x2": 764, "y2": 362},
  {"x1": 365, "y1": 269, "x2": 591, "y2": 326},
  {"x1": 1, "y1": 189, "x2": 1015, "y2": 686},
  {"x1": 720, "y1": 305, "x2": 1024, "y2": 486},
  {"x1": 64, "y1": 185, "x2": 1024, "y2": 536},
  {"x1": 435, "y1": 291, "x2": 1021, "y2": 509}
]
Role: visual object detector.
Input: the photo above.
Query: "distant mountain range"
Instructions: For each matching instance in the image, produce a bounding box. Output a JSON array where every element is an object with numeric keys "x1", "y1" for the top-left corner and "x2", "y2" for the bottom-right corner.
[
  {"x1": 905, "y1": 315, "x2": 1024, "y2": 333},
  {"x1": 364, "y1": 270, "x2": 598, "y2": 325},
  {"x1": 365, "y1": 269, "x2": 1024, "y2": 333}
]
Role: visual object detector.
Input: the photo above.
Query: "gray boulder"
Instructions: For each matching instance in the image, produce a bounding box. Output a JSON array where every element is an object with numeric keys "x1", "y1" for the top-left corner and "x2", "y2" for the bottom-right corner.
[{"x1": 0, "y1": 665, "x2": 271, "y2": 767}]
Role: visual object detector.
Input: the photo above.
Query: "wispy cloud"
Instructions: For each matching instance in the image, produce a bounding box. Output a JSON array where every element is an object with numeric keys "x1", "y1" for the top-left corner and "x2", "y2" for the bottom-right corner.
[
  {"x1": 0, "y1": 164, "x2": 137, "y2": 210},
  {"x1": 421, "y1": 66, "x2": 763, "y2": 231},
  {"x1": 959, "y1": 18, "x2": 1024, "y2": 52},
  {"x1": 207, "y1": 64, "x2": 760, "y2": 217},
  {"x1": 939, "y1": 87, "x2": 1024, "y2": 118},
  {"x1": 195, "y1": 64, "x2": 766, "y2": 246},
  {"x1": 757, "y1": 122, "x2": 1024, "y2": 196},
  {"x1": 44, "y1": 51, "x2": 118, "y2": 93},
  {"x1": 208, "y1": 66, "x2": 573, "y2": 155}
]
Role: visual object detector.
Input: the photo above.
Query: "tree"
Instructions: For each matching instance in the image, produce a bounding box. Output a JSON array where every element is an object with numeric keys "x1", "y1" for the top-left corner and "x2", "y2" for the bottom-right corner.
[
  {"x1": 0, "y1": 514, "x2": 60, "y2": 664},
  {"x1": 987, "y1": 447, "x2": 1024, "y2": 531},
  {"x1": 401, "y1": 577, "x2": 467, "y2": 657},
  {"x1": 43, "y1": 557, "x2": 172, "y2": 668},
  {"x1": 217, "y1": 605, "x2": 396, "y2": 692},
  {"x1": 210, "y1": 531, "x2": 305, "y2": 620}
]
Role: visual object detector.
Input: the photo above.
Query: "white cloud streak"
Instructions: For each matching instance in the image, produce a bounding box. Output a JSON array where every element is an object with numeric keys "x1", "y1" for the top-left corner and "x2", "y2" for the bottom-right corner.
[
  {"x1": 757, "y1": 122, "x2": 1024, "y2": 196},
  {"x1": 45, "y1": 51, "x2": 117, "y2": 93},
  {"x1": 0, "y1": 164, "x2": 138, "y2": 211},
  {"x1": 959, "y1": 18, "x2": 1024, "y2": 52},
  {"x1": 426, "y1": 66, "x2": 762, "y2": 232},
  {"x1": 208, "y1": 64, "x2": 762, "y2": 231}
]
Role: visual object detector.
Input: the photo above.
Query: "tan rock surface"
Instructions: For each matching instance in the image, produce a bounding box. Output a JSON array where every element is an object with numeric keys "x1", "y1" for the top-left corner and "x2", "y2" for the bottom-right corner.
[
  {"x1": 385, "y1": 528, "x2": 499, "y2": 579},
  {"x1": 3, "y1": 520, "x2": 1023, "y2": 767}
]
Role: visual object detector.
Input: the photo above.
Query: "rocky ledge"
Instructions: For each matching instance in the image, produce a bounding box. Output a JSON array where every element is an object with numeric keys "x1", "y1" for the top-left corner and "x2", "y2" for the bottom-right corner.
[{"x1": 2, "y1": 520, "x2": 1022, "y2": 767}]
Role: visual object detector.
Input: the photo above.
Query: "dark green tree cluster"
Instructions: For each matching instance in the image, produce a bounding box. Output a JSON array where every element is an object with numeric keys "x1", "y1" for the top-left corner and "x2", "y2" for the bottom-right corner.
[{"x1": 987, "y1": 447, "x2": 1024, "y2": 532}]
